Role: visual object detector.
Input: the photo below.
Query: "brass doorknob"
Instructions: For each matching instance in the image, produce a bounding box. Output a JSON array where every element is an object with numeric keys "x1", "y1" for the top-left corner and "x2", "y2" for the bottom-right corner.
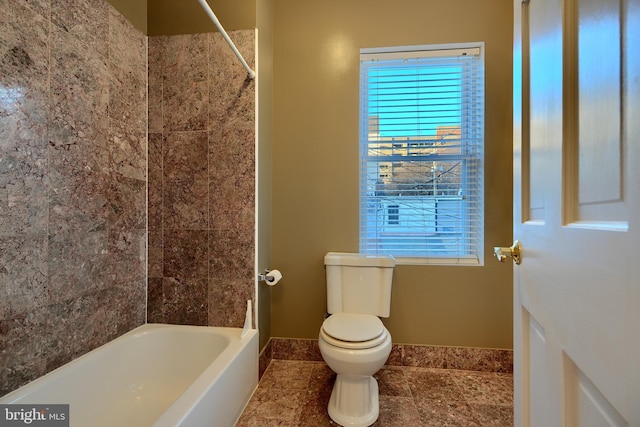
[{"x1": 493, "y1": 240, "x2": 521, "y2": 265}]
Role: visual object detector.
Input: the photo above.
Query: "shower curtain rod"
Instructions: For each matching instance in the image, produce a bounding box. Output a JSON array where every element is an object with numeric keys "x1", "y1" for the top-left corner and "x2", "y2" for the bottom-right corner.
[{"x1": 197, "y1": 0, "x2": 256, "y2": 79}]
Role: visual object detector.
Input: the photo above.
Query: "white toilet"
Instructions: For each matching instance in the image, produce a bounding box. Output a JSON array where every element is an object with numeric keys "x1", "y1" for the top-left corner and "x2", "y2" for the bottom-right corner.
[{"x1": 318, "y1": 252, "x2": 395, "y2": 427}]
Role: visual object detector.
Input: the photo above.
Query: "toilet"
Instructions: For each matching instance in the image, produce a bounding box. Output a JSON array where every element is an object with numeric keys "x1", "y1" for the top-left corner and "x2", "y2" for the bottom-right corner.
[{"x1": 318, "y1": 252, "x2": 395, "y2": 427}]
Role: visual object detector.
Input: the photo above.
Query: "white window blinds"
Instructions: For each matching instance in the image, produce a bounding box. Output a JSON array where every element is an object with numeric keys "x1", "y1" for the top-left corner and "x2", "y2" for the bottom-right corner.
[{"x1": 359, "y1": 44, "x2": 484, "y2": 265}]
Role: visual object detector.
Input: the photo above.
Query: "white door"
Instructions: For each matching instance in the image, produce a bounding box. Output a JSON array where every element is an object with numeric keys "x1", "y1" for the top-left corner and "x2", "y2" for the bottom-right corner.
[{"x1": 512, "y1": 0, "x2": 640, "y2": 425}]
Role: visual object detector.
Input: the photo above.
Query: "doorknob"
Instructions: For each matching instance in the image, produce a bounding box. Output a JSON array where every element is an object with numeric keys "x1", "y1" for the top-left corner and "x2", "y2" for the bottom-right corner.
[{"x1": 493, "y1": 240, "x2": 521, "y2": 265}]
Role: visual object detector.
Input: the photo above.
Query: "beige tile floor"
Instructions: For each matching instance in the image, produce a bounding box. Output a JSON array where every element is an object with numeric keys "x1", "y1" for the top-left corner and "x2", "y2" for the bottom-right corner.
[{"x1": 237, "y1": 360, "x2": 514, "y2": 426}]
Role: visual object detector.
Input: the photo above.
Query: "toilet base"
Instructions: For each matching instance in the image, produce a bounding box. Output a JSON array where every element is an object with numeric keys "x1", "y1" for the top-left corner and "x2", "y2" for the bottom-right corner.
[{"x1": 327, "y1": 374, "x2": 379, "y2": 427}]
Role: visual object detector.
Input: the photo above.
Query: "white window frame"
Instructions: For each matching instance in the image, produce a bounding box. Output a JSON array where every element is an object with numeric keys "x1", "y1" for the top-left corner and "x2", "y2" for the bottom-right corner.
[{"x1": 359, "y1": 42, "x2": 485, "y2": 266}]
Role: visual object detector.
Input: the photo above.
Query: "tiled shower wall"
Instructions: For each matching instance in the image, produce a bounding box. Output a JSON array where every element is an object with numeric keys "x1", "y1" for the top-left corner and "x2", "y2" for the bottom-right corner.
[
  {"x1": 0, "y1": 0, "x2": 147, "y2": 394},
  {"x1": 146, "y1": 31, "x2": 256, "y2": 327}
]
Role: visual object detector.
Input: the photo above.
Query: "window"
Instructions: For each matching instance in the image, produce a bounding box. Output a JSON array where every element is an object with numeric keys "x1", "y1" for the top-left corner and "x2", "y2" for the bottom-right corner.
[{"x1": 359, "y1": 43, "x2": 484, "y2": 265}]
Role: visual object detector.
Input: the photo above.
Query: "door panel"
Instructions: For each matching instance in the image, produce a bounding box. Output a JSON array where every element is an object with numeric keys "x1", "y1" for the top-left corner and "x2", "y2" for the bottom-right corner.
[
  {"x1": 565, "y1": 0, "x2": 626, "y2": 225},
  {"x1": 576, "y1": 0, "x2": 622, "y2": 209},
  {"x1": 527, "y1": 312, "x2": 552, "y2": 427},
  {"x1": 526, "y1": 0, "x2": 559, "y2": 223},
  {"x1": 564, "y1": 354, "x2": 628, "y2": 427},
  {"x1": 513, "y1": 0, "x2": 640, "y2": 425}
]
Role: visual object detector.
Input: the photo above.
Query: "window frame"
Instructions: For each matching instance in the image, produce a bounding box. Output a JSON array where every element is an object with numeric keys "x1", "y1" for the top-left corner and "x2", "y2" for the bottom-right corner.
[{"x1": 358, "y1": 42, "x2": 485, "y2": 266}]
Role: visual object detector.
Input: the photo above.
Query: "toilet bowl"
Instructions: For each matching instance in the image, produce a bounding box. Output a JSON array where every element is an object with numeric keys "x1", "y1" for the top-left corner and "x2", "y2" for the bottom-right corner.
[
  {"x1": 319, "y1": 313, "x2": 392, "y2": 426},
  {"x1": 319, "y1": 252, "x2": 395, "y2": 427}
]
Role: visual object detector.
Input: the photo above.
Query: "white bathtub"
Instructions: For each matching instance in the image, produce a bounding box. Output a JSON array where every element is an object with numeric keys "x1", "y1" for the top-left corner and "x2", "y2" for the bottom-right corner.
[{"x1": 0, "y1": 324, "x2": 259, "y2": 427}]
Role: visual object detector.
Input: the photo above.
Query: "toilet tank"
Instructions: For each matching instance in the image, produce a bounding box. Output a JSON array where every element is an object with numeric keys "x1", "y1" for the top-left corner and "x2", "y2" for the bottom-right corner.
[{"x1": 324, "y1": 252, "x2": 395, "y2": 317}]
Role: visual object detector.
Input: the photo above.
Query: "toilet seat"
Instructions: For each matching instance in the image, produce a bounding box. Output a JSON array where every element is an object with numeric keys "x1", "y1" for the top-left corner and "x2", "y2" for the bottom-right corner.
[{"x1": 321, "y1": 313, "x2": 388, "y2": 350}]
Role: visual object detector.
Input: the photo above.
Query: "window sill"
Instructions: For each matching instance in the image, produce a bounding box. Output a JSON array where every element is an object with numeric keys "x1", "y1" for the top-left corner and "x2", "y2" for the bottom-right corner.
[{"x1": 394, "y1": 256, "x2": 482, "y2": 266}]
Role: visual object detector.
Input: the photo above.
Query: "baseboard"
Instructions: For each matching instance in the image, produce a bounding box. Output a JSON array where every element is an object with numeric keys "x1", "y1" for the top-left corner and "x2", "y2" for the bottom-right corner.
[{"x1": 263, "y1": 337, "x2": 513, "y2": 374}]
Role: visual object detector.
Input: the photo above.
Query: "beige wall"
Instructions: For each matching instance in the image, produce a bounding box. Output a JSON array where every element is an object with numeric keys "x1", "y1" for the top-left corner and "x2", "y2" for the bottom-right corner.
[
  {"x1": 257, "y1": 0, "x2": 274, "y2": 350},
  {"x1": 106, "y1": 0, "x2": 256, "y2": 36},
  {"x1": 106, "y1": 0, "x2": 147, "y2": 33},
  {"x1": 271, "y1": 0, "x2": 514, "y2": 349},
  {"x1": 147, "y1": 0, "x2": 256, "y2": 36}
]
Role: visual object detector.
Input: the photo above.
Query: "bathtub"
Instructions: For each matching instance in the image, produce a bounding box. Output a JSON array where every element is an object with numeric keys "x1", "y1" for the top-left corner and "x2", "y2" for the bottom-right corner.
[{"x1": 0, "y1": 324, "x2": 259, "y2": 427}]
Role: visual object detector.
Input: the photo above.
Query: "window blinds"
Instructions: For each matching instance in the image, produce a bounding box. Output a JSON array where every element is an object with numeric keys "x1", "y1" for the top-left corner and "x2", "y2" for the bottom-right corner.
[{"x1": 359, "y1": 45, "x2": 484, "y2": 264}]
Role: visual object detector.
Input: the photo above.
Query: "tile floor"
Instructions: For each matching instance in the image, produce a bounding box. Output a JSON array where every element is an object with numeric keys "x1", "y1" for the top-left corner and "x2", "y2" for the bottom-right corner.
[{"x1": 236, "y1": 360, "x2": 514, "y2": 426}]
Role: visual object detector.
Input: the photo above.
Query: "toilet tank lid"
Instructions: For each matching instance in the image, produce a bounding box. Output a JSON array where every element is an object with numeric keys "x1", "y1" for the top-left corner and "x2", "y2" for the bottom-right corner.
[{"x1": 324, "y1": 252, "x2": 395, "y2": 267}]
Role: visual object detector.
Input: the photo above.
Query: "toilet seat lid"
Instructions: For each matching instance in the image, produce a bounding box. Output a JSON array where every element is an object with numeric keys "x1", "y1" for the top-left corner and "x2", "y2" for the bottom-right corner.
[{"x1": 322, "y1": 313, "x2": 385, "y2": 342}]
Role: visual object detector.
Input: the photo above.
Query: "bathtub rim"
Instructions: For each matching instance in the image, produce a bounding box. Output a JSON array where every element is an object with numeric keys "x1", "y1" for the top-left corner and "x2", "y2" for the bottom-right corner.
[
  {"x1": 1, "y1": 323, "x2": 249, "y2": 402},
  {"x1": 1, "y1": 323, "x2": 259, "y2": 427}
]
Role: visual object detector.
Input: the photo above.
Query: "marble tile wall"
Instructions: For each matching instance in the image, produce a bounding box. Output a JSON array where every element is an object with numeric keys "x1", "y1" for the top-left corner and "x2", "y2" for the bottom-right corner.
[
  {"x1": 0, "y1": 0, "x2": 148, "y2": 395},
  {"x1": 146, "y1": 31, "x2": 256, "y2": 328}
]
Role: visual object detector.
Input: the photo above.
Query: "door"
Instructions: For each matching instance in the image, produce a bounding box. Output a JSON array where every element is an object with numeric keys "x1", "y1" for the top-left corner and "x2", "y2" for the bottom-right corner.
[{"x1": 513, "y1": 0, "x2": 640, "y2": 426}]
